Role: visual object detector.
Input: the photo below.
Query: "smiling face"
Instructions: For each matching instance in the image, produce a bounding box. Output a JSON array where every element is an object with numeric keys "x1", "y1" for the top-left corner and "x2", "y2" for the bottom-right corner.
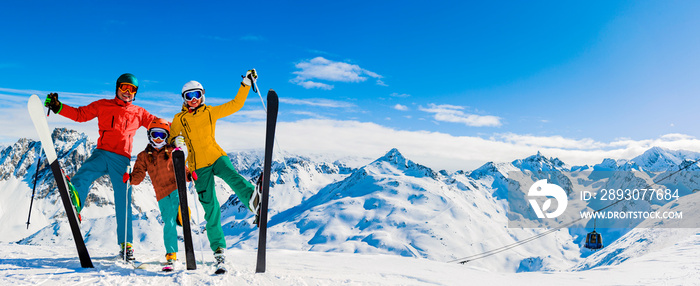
[
  {"x1": 187, "y1": 97, "x2": 201, "y2": 108},
  {"x1": 116, "y1": 79, "x2": 138, "y2": 103},
  {"x1": 183, "y1": 89, "x2": 204, "y2": 108},
  {"x1": 117, "y1": 89, "x2": 135, "y2": 102}
]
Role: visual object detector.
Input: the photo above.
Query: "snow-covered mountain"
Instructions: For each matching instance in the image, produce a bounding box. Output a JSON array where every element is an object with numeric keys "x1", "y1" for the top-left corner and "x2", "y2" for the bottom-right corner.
[
  {"x1": 1, "y1": 129, "x2": 699, "y2": 275},
  {"x1": 631, "y1": 146, "x2": 700, "y2": 171},
  {"x1": 573, "y1": 191, "x2": 700, "y2": 271}
]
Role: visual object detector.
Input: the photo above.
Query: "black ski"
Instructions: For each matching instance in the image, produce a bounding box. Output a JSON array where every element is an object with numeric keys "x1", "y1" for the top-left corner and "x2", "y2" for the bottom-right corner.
[
  {"x1": 256, "y1": 89, "x2": 279, "y2": 273},
  {"x1": 172, "y1": 149, "x2": 196, "y2": 270},
  {"x1": 27, "y1": 94, "x2": 93, "y2": 268}
]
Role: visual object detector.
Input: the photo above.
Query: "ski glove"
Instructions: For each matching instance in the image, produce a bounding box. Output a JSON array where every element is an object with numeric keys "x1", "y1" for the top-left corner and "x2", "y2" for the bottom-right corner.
[
  {"x1": 187, "y1": 170, "x2": 198, "y2": 181},
  {"x1": 44, "y1": 93, "x2": 63, "y2": 114},
  {"x1": 173, "y1": 136, "x2": 186, "y2": 150},
  {"x1": 122, "y1": 173, "x2": 130, "y2": 184},
  {"x1": 241, "y1": 69, "x2": 258, "y2": 87}
]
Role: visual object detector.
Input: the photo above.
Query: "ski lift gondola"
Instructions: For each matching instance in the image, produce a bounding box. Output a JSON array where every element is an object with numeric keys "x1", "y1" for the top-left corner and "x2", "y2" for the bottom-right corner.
[
  {"x1": 584, "y1": 217, "x2": 604, "y2": 250},
  {"x1": 584, "y1": 230, "x2": 603, "y2": 250}
]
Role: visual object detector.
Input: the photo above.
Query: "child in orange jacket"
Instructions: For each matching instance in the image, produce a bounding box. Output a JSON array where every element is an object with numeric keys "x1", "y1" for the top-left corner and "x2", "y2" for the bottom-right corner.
[{"x1": 128, "y1": 118, "x2": 188, "y2": 271}]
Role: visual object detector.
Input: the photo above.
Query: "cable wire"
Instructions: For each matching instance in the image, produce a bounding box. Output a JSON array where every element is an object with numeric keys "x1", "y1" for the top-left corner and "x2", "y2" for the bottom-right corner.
[{"x1": 449, "y1": 158, "x2": 700, "y2": 264}]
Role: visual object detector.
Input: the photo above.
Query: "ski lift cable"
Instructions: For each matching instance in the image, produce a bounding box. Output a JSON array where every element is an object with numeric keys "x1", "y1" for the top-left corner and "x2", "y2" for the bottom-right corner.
[
  {"x1": 447, "y1": 219, "x2": 583, "y2": 264},
  {"x1": 450, "y1": 158, "x2": 700, "y2": 264}
]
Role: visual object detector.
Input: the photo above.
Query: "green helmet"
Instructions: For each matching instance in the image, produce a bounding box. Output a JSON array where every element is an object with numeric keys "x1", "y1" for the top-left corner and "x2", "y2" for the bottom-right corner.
[{"x1": 116, "y1": 73, "x2": 139, "y2": 94}]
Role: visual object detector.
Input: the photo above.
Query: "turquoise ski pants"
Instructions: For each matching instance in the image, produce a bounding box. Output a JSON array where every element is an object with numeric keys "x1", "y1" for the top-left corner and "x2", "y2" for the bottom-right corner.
[
  {"x1": 194, "y1": 156, "x2": 255, "y2": 251},
  {"x1": 158, "y1": 190, "x2": 179, "y2": 254},
  {"x1": 71, "y1": 149, "x2": 133, "y2": 245}
]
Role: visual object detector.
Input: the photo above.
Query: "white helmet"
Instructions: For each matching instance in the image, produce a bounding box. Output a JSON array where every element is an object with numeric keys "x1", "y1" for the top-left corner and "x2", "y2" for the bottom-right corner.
[{"x1": 181, "y1": 80, "x2": 205, "y2": 105}]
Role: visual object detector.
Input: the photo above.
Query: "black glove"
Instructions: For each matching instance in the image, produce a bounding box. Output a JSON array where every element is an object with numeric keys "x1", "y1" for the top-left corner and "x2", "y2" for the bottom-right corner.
[{"x1": 44, "y1": 93, "x2": 62, "y2": 114}]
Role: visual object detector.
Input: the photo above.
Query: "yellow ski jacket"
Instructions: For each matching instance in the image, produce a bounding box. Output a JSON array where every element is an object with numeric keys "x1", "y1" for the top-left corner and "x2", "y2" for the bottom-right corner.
[{"x1": 170, "y1": 84, "x2": 251, "y2": 170}]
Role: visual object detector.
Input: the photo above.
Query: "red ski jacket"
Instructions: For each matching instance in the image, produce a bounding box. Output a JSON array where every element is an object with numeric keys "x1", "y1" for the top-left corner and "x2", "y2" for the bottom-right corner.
[{"x1": 59, "y1": 97, "x2": 156, "y2": 158}]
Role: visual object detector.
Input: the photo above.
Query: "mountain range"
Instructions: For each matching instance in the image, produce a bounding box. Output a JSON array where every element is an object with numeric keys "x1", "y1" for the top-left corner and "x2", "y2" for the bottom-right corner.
[{"x1": 1, "y1": 128, "x2": 698, "y2": 272}]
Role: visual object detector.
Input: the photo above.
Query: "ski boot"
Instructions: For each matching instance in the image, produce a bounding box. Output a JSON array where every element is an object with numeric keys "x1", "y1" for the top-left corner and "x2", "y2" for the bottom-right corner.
[
  {"x1": 252, "y1": 174, "x2": 263, "y2": 226},
  {"x1": 119, "y1": 242, "x2": 135, "y2": 261},
  {"x1": 214, "y1": 247, "x2": 227, "y2": 274},
  {"x1": 162, "y1": 252, "x2": 176, "y2": 272},
  {"x1": 66, "y1": 176, "x2": 82, "y2": 223}
]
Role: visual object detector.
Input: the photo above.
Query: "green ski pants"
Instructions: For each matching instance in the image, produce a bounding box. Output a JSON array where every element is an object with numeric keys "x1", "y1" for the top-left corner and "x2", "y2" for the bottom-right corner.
[
  {"x1": 194, "y1": 156, "x2": 255, "y2": 251},
  {"x1": 157, "y1": 190, "x2": 179, "y2": 254}
]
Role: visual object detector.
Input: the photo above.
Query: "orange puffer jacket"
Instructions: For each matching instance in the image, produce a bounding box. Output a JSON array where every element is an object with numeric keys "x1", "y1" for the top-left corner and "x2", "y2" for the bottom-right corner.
[{"x1": 131, "y1": 145, "x2": 188, "y2": 201}]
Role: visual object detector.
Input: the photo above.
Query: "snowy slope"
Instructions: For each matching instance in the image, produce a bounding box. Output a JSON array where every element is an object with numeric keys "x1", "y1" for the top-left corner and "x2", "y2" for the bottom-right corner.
[
  {"x1": 220, "y1": 148, "x2": 581, "y2": 272},
  {"x1": 574, "y1": 191, "x2": 700, "y2": 270},
  {"x1": 0, "y1": 239, "x2": 698, "y2": 285}
]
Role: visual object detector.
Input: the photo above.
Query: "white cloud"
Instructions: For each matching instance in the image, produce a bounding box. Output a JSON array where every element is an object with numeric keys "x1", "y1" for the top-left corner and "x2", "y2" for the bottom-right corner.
[
  {"x1": 0, "y1": 87, "x2": 107, "y2": 102},
  {"x1": 393, "y1": 104, "x2": 409, "y2": 111},
  {"x1": 390, "y1": 92, "x2": 410, "y2": 98},
  {"x1": 295, "y1": 80, "x2": 334, "y2": 90},
  {"x1": 290, "y1": 111, "x2": 327, "y2": 119},
  {"x1": 493, "y1": 133, "x2": 606, "y2": 150},
  {"x1": 208, "y1": 119, "x2": 700, "y2": 172},
  {"x1": 1, "y1": 99, "x2": 103, "y2": 151},
  {"x1": 5, "y1": 88, "x2": 700, "y2": 173},
  {"x1": 307, "y1": 49, "x2": 336, "y2": 56},
  {"x1": 6, "y1": 107, "x2": 700, "y2": 173},
  {"x1": 291, "y1": 57, "x2": 383, "y2": 89},
  {"x1": 232, "y1": 109, "x2": 267, "y2": 120},
  {"x1": 419, "y1": 104, "x2": 502, "y2": 127},
  {"x1": 280, "y1": 98, "x2": 355, "y2": 108}
]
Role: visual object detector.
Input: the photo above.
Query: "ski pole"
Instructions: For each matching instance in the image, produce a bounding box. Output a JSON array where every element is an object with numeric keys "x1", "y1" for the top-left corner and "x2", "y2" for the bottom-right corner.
[
  {"x1": 124, "y1": 165, "x2": 132, "y2": 262},
  {"x1": 29, "y1": 95, "x2": 50, "y2": 228},
  {"x1": 188, "y1": 180, "x2": 204, "y2": 267},
  {"x1": 253, "y1": 81, "x2": 267, "y2": 112},
  {"x1": 26, "y1": 147, "x2": 43, "y2": 229}
]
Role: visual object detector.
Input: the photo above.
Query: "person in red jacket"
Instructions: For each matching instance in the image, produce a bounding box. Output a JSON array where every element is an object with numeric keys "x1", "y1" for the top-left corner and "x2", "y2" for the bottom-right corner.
[{"x1": 44, "y1": 73, "x2": 156, "y2": 260}]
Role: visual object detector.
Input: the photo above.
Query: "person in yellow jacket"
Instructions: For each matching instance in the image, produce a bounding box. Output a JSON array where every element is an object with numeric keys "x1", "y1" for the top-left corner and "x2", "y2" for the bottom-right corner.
[{"x1": 170, "y1": 69, "x2": 261, "y2": 271}]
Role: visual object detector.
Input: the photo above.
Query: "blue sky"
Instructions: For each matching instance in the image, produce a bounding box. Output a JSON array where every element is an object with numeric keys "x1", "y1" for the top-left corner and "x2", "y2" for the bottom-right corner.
[{"x1": 2, "y1": 1, "x2": 700, "y2": 171}]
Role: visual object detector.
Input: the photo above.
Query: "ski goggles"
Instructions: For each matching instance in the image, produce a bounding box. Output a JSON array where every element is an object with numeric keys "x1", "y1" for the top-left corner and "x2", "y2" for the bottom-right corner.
[
  {"x1": 149, "y1": 130, "x2": 168, "y2": 140},
  {"x1": 183, "y1": 90, "x2": 203, "y2": 101},
  {"x1": 118, "y1": 83, "x2": 138, "y2": 94}
]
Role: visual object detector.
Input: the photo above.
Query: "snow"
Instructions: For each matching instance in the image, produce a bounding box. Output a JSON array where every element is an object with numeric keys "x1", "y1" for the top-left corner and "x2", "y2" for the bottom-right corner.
[
  {"x1": 2, "y1": 131, "x2": 700, "y2": 284},
  {"x1": 631, "y1": 146, "x2": 700, "y2": 171},
  {"x1": 1, "y1": 236, "x2": 698, "y2": 285}
]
